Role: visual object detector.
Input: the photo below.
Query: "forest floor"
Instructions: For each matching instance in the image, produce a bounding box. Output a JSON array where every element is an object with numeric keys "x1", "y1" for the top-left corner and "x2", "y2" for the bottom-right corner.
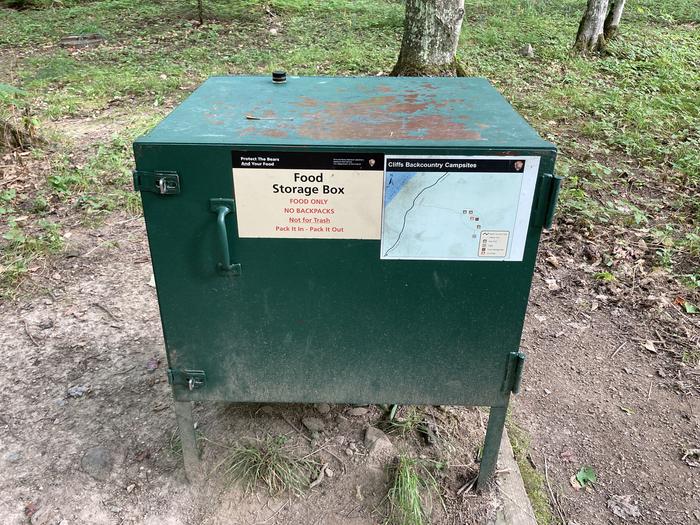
[{"x1": 1, "y1": 1, "x2": 699, "y2": 524}]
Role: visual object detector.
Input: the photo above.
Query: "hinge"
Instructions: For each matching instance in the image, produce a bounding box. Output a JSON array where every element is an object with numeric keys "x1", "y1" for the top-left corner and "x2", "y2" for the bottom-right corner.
[
  {"x1": 133, "y1": 170, "x2": 180, "y2": 195},
  {"x1": 502, "y1": 352, "x2": 526, "y2": 395},
  {"x1": 167, "y1": 368, "x2": 206, "y2": 390},
  {"x1": 541, "y1": 173, "x2": 562, "y2": 229}
]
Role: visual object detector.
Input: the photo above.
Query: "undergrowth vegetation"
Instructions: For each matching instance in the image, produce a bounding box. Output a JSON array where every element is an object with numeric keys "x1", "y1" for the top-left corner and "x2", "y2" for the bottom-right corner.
[
  {"x1": 385, "y1": 455, "x2": 443, "y2": 525},
  {"x1": 1, "y1": 0, "x2": 698, "y2": 299},
  {"x1": 213, "y1": 435, "x2": 317, "y2": 495}
]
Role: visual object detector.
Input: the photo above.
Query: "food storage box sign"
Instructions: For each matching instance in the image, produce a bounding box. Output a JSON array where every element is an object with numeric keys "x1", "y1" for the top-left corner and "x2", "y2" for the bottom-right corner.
[{"x1": 232, "y1": 152, "x2": 540, "y2": 262}]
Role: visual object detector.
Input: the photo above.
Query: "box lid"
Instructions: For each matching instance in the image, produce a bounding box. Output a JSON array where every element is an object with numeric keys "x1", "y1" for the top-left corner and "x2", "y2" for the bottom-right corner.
[{"x1": 135, "y1": 76, "x2": 554, "y2": 150}]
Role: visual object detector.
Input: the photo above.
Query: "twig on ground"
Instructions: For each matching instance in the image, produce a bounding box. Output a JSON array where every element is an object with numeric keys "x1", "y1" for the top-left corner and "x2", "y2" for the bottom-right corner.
[
  {"x1": 281, "y1": 414, "x2": 312, "y2": 443},
  {"x1": 255, "y1": 500, "x2": 289, "y2": 525},
  {"x1": 647, "y1": 381, "x2": 653, "y2": 400},
  {"x1": 92, "y1": 302, "x2": 120, "y2": 321},
  {"x1": 654, "y1": 329, "x2": 666, "y2": 347},
  {"x1": 544, "y1": 456, "x2": 567, "y2": 525},
  {"x1": 610, "y1": 341, "x2": 627, "y2": 358},
  {"x1": 23, "y1": 320, "x2": 40, "y2": 347},
  {"x1": 456, "y1": 476, "x2": 477, "y2": 495},
  {"x1": 309, "y1": 463, "x2": 328, "y2": 488}
]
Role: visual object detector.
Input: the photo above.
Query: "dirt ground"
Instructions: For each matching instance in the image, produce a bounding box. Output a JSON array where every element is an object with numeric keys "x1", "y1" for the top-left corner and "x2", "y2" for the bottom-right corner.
[
  {"x1": 0, "y1": 209, "x2": 498, "y2": 524},
  {"x1": 1, "y1": 112, "x2": 699, "y2": 525}
]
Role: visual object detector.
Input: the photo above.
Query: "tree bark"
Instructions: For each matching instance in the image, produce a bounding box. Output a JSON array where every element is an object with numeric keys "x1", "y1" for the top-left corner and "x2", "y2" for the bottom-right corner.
[
  {"x1": 573, "y1": 0, "x2": 609, "y2": 55},
  {"x1": 391, "y1": 0, "x2": 465, "y2": 77},
  {"x1": 603, "y1": 0, "x2": 626, "y2": 41},
  {"x1": 196, "y1": 0, "x2": 204, "y2": 25}
]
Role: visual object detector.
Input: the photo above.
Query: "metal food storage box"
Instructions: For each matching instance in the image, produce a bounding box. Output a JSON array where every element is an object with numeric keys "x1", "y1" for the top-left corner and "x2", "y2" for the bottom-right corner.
[{"x1": 132, "y1": 75, "x2": 560, "y2": 488}]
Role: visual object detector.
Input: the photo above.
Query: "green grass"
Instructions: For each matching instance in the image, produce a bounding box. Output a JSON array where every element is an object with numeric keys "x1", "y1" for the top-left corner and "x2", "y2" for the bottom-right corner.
[
  {"x1": 1, "y1": 0, "x2": 698, "y2": 297},
  {"x1": 213, "y1": 435, "x2": 317, "y2": 495},
  {"x1": 385, "y1": 455, "x2": 442, "y2": 525},
  {"x1": 380, "y1": 406, "x2": 426, "y2": 436}
]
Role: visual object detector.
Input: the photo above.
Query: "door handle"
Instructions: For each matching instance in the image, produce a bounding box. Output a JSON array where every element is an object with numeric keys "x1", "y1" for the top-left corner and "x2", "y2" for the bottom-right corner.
[{"x1": 209, "y1": 199, "x2": 241, "y2": 275}]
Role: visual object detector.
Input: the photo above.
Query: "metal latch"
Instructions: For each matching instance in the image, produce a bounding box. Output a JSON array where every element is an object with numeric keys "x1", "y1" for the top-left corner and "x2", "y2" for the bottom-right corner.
[
  {"x1": 502, "y1": 352, "x2": 526, "y2": 394},
  {"x1": 133, "y1": 170, "x2": 180, "y2": 195},
  {"x1": 542, "y1": 173, "x2": 562, "y2": 229},
  {"x1": 167, "y1": 369, "x2": 206, "y2": 391}
]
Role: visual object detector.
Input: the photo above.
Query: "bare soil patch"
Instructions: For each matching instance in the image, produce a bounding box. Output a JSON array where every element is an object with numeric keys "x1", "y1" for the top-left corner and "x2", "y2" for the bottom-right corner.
[{"x1": 0, "y1": 213, "x2": 505, "y2": 524}]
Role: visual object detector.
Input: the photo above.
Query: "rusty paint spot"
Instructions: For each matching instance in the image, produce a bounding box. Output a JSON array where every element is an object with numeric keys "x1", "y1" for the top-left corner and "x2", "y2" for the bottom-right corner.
[
  {"x1": 262, "y1": 128, "x2": 289, "y2": 138},
  {"x1": 291, "y1": 92, "x2": 481, "y2": 141},
  {"x1": 296, "y1": 97, "x2": 319, "y2": 108},
  {"x1": 238, "y1": 125, "x2": 289, "y2": 138}
]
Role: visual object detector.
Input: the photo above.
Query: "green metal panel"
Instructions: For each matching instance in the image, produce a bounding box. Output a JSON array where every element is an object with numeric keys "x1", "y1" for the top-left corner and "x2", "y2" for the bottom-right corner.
[
  {"x1": 136, "y1": 76, "x2": 553, "y2": 150},
  {"x1": 133, "y1": 76, "x2": 557, "y2": 409}
]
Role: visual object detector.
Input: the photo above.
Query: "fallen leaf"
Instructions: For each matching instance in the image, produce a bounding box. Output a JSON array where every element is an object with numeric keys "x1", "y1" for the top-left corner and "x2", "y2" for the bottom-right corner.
[
  {"x1": 134, "y1": 449, "x2": 150, "y2": 462},
  {"x1": 575, "y1": 466, "x2": 597, "y2": 488},
  {"x1": 24, "y1": 502, "x2": 39, "y2": 517},
  {"x1": 683, "y1": 301, "x2": 699, "y2": 314},
  {"x1": 642, "y1": 340, "x2": 657, "y2": 353},
  {"x1": 560, "y1": 447, "x2": 576, "y2": 463}
]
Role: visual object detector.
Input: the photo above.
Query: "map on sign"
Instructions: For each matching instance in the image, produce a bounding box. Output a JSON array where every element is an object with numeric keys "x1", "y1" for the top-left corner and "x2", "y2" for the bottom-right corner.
[{"x1": 380, "y1": 155, "x2": 540, "y2": 261}]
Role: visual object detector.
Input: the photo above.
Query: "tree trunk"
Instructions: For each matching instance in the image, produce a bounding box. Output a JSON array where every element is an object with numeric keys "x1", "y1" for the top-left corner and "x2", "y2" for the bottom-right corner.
[
  {"x1": 573, "y1": 0, "x2": 609, "y2": 55},
  {"x1": 391, "y1": 0, "x2": 465, "y2": 77},
  {"x1": 196, "y1": 0, "x2": 204, "y2": 25},
  {"x1": 603, "y1": 0, "x2": 626, "y2": 41}
]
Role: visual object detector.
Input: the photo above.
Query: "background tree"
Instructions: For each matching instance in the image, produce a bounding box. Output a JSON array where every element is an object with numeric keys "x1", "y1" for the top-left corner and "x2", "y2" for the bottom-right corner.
[
  {"x1": 573, "y1": 0, "x2": 609, "y2": 54},
  {"x1": 604, "y1": 0, "x2": 626, "y2": 40},
  {"x1": 391, "y1": 0, "x2": 466, "y2": 76},
  {"x1": 574, "y1": 0, "x2": 626, "y2": 54},
  {"x1": 196, "y1": 0, "x2": 205, "y2": 25}
]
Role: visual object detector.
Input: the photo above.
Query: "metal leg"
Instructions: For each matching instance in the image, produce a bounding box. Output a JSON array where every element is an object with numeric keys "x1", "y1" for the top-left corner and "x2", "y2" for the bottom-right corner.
[
  {"x1": 477, "y1": 403, "x2": 508, "y2": 490},
  {"x1": 174, "y1": 400, "x2": 201, "y2": 482}
]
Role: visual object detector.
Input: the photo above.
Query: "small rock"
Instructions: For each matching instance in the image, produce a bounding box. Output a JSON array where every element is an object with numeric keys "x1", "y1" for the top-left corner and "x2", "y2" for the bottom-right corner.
[
  {"x1": 543, "y1": 388, "x2": 552, "y2": 395},
  {"x1": 519, "y1": 43, "x2": 534, "y2": 58},
  {"x1": 67, "y1": 385, "x2": 90, "y2": 398},
  {"x1": 545, "y1": 255, "x2": 560, "y2": 268},
  {"x1": 302, "y1": 417, "x2": 325, "y2": 433},
  {"x1": 81, "y1": 447, "x2": 113, "y2": 481},
  {"x1": 325, "y1": 467, "x2": 334, "y2": 478},
  {"x1": 607, "y1": 495, "x2": 640, "y2": 520},
  {"x1": 364, "y1": 427, "x2": 395, "y2": 458},
  {"x1": 126, "y1": 484, "x2": 136, "y2": 493},
  {"x1": 348, "y1": 407, "x2": 369, "y2": 416},
  {"x1": 336, "y1": 415, "x2": 351, "y2": 432},
  {"x1": 316, "y1": 403, "x2": 331, "y2": 415},
  {"x1": 146, "y1": 357, "x2": 160, "y2": 372},
  {"x1": 30, "y1": 507, "x2": 57, "y2": 525},
  {"x1": 545, "y1": 278, "x2": 560, "y2": 291},
  {"x1": 4, "y1": 451, "x2": 21, "y2": 463},
  {"x1": 345, "y1": 448, "x2": 354, "y2": 456},
  {"x1": 260, "y1": 405, "x2": 275, "y2": 415},
  {"x1": 269, "y1": 28, "x2": 278, "y2": 35}
]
